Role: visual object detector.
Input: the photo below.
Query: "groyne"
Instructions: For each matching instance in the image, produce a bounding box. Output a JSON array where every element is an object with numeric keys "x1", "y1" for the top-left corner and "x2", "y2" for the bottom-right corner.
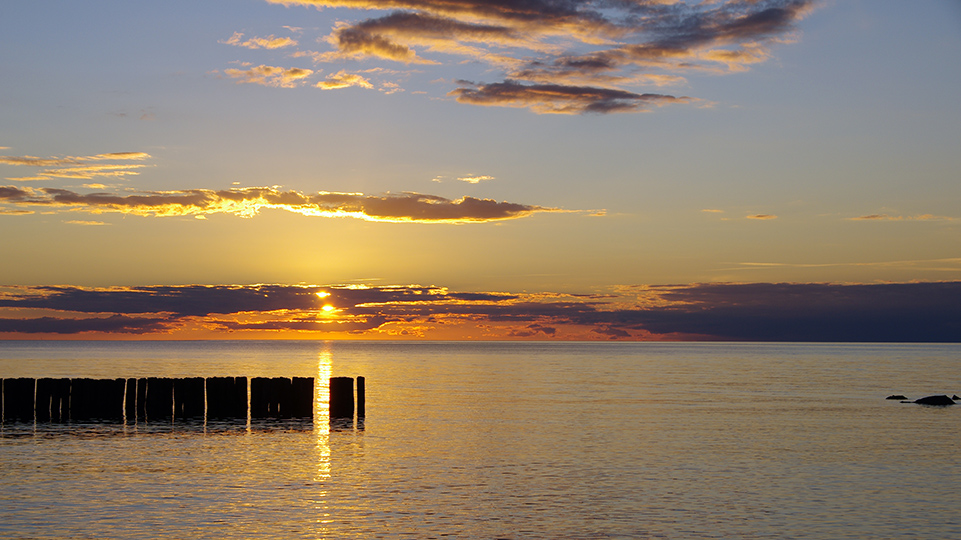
[{"x1": 0, "y1": 376, "x2": 330, "y2": 423}]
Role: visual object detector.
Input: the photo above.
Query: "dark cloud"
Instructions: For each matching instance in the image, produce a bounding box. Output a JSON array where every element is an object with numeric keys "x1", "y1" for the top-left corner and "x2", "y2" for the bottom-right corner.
[
  {"x1": 3, "y1": 281, "x2": 957, "y2": 341},
  {"x1": 0, "y1": 315, "x2": 173, "y2": 335},
  {"x1": 450, "y1": 80, "x2": 690, "y2": 114},
  {"x1": 0, "y1": 186, "x2": 560, "y2": 223},
  {"x1": 265, "y1": 0, "x2": 816, "y2": 113},
  {"x1": 611, "y1": 282, "x2": 961, "y2": 342}
]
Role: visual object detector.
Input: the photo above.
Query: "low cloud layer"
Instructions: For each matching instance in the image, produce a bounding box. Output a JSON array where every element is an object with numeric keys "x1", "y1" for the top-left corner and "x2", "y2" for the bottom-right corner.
[
  {"x1": 1, "y1": 281, "x2": 958, "y2": 341},
  {"x1": 232, "y1": 0, "x2": 816, "y2": 113},
  {"x1": 0, "y1": 185, "x2": 559, "y2": 222}
]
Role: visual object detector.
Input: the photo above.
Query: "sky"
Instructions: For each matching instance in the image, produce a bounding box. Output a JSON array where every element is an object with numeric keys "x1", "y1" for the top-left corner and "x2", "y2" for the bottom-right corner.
[{"x1": 1, "y1": 0, "x2": 960, "y2": 341}]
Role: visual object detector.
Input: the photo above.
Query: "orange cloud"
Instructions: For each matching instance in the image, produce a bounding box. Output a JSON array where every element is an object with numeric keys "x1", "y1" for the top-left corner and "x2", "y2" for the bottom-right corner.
[
  {"x1": 0, "y1": 185, "x2": 565, "y2": 223},
  {"x1": 1, "y1": 151, "x2": 153, "y2": 181},
  {"x1": 315, "y1": 70, "x2": 374, "y2": 90},
  {"x1": 223, "y1": 65, "x2": 314, "y2": 87},
  {"x1": 222, "y1": 32, "x2": 297, "y2": 49},
  {"x1": 849, "y1": 213, "x2": 955, "y2": 222},
  {"x1": 1, "y1": 281, "x2": 959, "y2": 342}
]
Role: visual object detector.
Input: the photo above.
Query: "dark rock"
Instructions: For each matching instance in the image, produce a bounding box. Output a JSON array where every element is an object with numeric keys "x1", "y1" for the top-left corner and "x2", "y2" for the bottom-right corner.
[
  {"x1": 886, "y1": 394, "x2": 907, "y2": 400},
  {"x1": 954, "y1": 395, "x2": 960, "y2": 401},
  {"x1": 911, "y1": 395, "x2": 956, "y2": 406}
]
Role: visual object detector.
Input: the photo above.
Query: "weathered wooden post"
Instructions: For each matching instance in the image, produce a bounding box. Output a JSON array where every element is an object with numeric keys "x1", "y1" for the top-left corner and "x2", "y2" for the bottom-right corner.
[
  {"x1": 143, "y1": 377, "x2": 174, "y2": 421},
  {"x1": 329, "y1": 377, "x2": 354, "y2": 419},
  {"x1": 2, "y1": 378, "x2": 36, "y2": 423},
  {"x1": 290, "y1": 377, "x2": 314, "y2": 418},
  {"x1": 96, "y1": 379, "x2": 126, "y2": 421},
  {"x1": 70, "y1": 378, "x2": 91, "y2": 421},
  {"x1": 135, "y1": 378, "x2": 148, "y2": 420},
  {"x1": 251, "y1": 377, "x2": 289, "y2": 418},
  {"x1": 356, "y1": 376, "x2": 365, "y2": 418},
  {"x1": 173, "y1": 377, "x2": 205, "y2": 420},
  {"x1": 123, "y1": 378, "x2": 135, "y2": 421},
  {"x1": 205, "y1": 377, "x2": 247, "y2": 419},
  {"x1": 35, "y1": 378, "x2": 70, "y2": 422}
]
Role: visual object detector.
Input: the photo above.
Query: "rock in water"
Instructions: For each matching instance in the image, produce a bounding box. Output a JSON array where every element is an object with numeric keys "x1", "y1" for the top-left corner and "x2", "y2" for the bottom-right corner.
[
  {"x1": 886, "y1": 394, "x2": 907, "y2": 400},
  {"x1": 912, "y1": 395, "x2": 956, "y2": 406}
]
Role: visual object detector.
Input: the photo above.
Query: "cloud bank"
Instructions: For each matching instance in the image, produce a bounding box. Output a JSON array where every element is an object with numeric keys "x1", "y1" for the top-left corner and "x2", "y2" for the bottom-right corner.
[
  {"x1": 1, "y1": 281, "x2": 958, "y2": 341},
  {"x1": 239, "y1": 0, "x2": 816, "y2": 113},
  {"x1": 0, "y1": 185, "x2": 559, "y2": 223}
]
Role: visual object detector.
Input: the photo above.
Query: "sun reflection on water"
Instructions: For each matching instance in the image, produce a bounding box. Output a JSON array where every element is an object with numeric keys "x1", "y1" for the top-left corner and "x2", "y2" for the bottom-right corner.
[
  {"x1": 314, "y1": 347, "x2": 332, "y2": 480},
  {"x1": 313, "y1": 346, "x2": 334, "y2": 531}
]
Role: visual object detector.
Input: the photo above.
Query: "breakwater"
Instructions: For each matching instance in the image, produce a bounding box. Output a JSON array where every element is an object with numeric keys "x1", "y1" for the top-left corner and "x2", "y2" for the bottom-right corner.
[{"x1": 0, "y1": 377, "x2": 319, "y2": 423}]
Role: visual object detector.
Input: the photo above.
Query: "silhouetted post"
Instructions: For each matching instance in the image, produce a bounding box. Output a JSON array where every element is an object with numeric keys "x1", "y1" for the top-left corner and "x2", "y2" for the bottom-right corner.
[
  {"x1": 206, "y1": 377, "x2": 247, "y2": 419},
  {"x1": 123, "y1": 378, "x2": 135, "y2": 421},
  {"x1": 36, "y1": 378, "x2": 70, "y2": 422},
  {"x1": 250, "y1": 377, "x2": 304, "y2": 418},
  {"x1": 174, "y1": 377, "x2": 205, "y2": 420},
  {"x1": 250, "y1": 377, "x2": 268, "y2": 418},
  {"x1": 356, "y1": 376, "x2": 365, "y2": 418},
  {"x1": 2, "y1": 378, "x2": 36, "y2": 423},
  {"x1": 136, "y1": 378, "x2": 148, "y2": 421},
  {"x1": 144, "y1": 377, "x2": 174, "y2": 421},
  {"x1": 291, "y1": 377, "x2": 314, "y2": 418},
  {"x1": 329, "y1": 377, "x2": 354, "y2": 419},
  {"x1": 96, "y1": 379, "x2": 126, "y2": 421},
  {"x1": 251, "y1": 377, "x2": 280, "y2": 418},
  {"x1": 70, "y1": 379, "x2": 92, "y2": 421}
]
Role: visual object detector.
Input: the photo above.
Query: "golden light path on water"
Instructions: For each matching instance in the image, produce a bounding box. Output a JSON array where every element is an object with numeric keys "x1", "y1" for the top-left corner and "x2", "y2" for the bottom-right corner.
[{"x1": 313, "y1": 346, "x2": 333, "y2": 530}]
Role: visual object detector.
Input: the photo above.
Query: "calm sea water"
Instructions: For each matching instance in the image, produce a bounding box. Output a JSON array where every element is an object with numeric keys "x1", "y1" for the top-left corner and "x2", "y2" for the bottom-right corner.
[{"x1": 1, "y1": 340, "x2": 960, "y2": 539}]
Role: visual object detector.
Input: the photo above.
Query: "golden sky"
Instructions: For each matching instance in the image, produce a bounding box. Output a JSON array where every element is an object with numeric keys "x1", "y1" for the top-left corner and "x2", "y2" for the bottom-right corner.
[{"x1": 1, "y1": 1, "x2": 960, "y2": 340}]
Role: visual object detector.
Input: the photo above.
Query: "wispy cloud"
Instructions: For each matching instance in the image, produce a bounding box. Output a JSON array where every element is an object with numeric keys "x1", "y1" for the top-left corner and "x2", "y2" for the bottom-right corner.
[
  {"x1": 1, "y1": 151, "x2": 152, "y2": 181},
  {"x1": 223, "y1": 65, "x2": 314, "y2": 87},
  {"x1": 848, "y1": 213, "x2": 956, "y2": 222},
  {"x1": 64, "y1": 220, "x2": 109, "y2": 226},
  {"x1": 248, "y1": 0, "x2": 816, "y2": 113},
  {"x1": 746, "y1": 214, "x2": 777, "y2": 220},
  {"x1": 1, "y1": 281, "x2": 959, "y2": 342},
  {"x1": 315, "y1": 70, "x2": 374, "y2": 89},
  {"x1": 734, "y1": 258, "x2": 961, "y2": 271},
  {"x1": 457, "y1": 175, "x2": 493, "y2": 184},
  {"x1": 450, "y1": 80, "x2": 691, "y2": 114},
  {"x1": 0, "y1": 185, "x2": 566, "y2": 223},
  {"x1": 221, "y1": 32, "x2": 298, "y2": 49}
]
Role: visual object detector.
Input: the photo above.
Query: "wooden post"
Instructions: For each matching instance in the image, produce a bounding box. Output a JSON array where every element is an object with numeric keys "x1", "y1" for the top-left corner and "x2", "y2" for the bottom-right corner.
[
  {"x1": 2, "y1": 378, "x2": 36, "y2": 423},
  {"x1": 123, "y1": 378, "x2": 135, "y2": 421},
  {"x1": 70, "y1": 378, "x2": 91, "y2": 421},
  {"x1": 136, "y1": 378, "x2": 148, "y2": 421},
  {"x1": 144, "y1": 377, "x2": 174, "y2": 421},
  {"x1": 36, "y1": 378, "x2": 70, "y2": 422},
  {"x1": 329, "y1": 377, "x2": 354, "y2": 419},
  {"x1": 206, "y1": 377, "x2": 247, "y2": 419},
  {"x1": 291, "y1": 377, "x2": 314, "y2": 418},
  {"x1": 173, "y1": 377, "x2": 205, "y2": 420},
  {"x1": 250, "y1": 377, "x2": 271, "y2": 418},
  {"x1": 356, "y1": 376, "x2": 366, "y2": 418}
]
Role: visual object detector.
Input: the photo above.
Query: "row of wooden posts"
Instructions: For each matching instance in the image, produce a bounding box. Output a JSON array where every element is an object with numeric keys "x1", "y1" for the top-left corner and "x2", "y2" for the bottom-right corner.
[{"x1": 0, "y1": 376, "x2": 365, "y2": 424}]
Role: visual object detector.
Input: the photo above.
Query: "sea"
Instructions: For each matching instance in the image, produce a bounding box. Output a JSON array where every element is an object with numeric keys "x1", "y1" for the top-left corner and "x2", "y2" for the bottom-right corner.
[{"x1": 1, "y1": 340, "x2": 959, "y2": 539}]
